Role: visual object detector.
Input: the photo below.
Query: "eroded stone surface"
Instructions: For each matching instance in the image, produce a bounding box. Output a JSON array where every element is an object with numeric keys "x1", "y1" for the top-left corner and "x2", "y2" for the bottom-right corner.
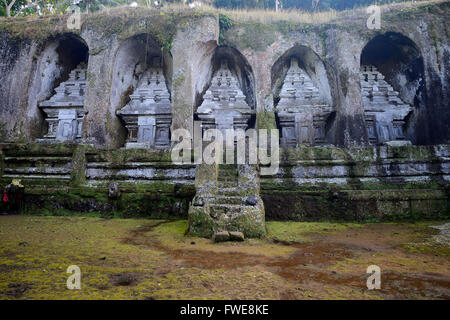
[
  {"x1": 189, "y1": 164, "x2": 266, "y2": 238},
  {"x1": 212, "y1": 231, "x2": 245, "y2": 242},
  {"x1": 38, "y1": 64, "x2": 87, "y2": 142},
  {"x1": 430, "y1": 223, "x2": 450, "y2": 246},
  {"x1": 229, "y1": 231, "x2": 245, "y2": 242},
  {"x1": 212, "y1": 231, "x2": 230, "y2": 242},
  {"x1": 360, "y1": 65, "x2": 413, "y2": 145},
  {"x1": 196, "y1": 60, "x2": 255, "y2": 137},
  {"x1": 116, "y1": 58, "x2": 171, "y2": 149},
  {"x1": 276, "y1": 59, "x2": 333, "y2": 147}
]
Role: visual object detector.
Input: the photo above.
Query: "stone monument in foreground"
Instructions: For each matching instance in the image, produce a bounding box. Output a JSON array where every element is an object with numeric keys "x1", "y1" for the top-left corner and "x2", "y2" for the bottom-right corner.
[
  {"x1": 188, "y1": 163, "x2": 266, "y2": 239},
  {"x1": 189, "y1": 61, "x2": 265, "y2": 239}
]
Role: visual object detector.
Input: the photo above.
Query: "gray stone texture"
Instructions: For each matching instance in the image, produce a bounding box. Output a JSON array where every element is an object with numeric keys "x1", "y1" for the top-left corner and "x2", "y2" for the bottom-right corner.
[
  {"x1": 0, "y1": 7, "x2": 448, "y2": 147},
  {"x1": 196, "y1": 60, "x2": 254, "y2": 136},
  {"x1": 116, "y1": 58, "x2": 172, "y2": 149},
  {"x1": 212, "y1": 231, "x2": 230, "y2": 242},
  {"x1": 39, "y1": 64, "x2": 87, "y2": 142},
  {"x1": 0, "y1": 5, "x2": 449, "y2": 228},
  {"x1": 360, "y1": 65, "x2": 413, "y2": 145},
  {"x1": 276, "y1": 58, "x2": 333, "y2": 147}
]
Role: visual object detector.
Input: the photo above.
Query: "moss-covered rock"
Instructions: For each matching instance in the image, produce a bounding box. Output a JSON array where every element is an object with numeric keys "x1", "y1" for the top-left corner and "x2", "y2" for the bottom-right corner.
[
  {"x1": 257, "y1": 111, "x2": 277, "y2": 131},
  {"x1": 71, "y1": 144, "x2": 87, "y2": 186},
  {"x1": 188, "y1": 199, "x2": 266, "y2": 239}
]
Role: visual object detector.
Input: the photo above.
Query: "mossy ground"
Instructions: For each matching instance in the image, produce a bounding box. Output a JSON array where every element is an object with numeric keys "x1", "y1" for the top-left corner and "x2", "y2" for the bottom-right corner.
[
  {"x1": 267, "y1": 221, "x2": 364, "y2": 243},
  {"x1": 0, "y1": 215, "x2": 448, "y2": 299}
]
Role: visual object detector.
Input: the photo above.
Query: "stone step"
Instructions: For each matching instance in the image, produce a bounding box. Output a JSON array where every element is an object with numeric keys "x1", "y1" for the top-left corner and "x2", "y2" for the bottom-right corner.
[
  {"x1": 219, "y1": 187, "x2": 239, "y2": 192},
  {"x1": 217, "y1": 171, "x2": 238, "y2": 177},
  {"x1": 217, "y1": 181, "x2": 239, "y2": 188},
  {"x1": 209, "y1": 196, "x2": 243, "y2": 205},
  {"x1": 218, "y1": 164, "x2": 238, "y2": 170},
  {"x1": 209, "y1": 204, "x2": 249, "y2": 215},
  {"x1": 212, "y1": 195, "x2": 242, "y2": 199},
  {"x1": 216, "y1": 188, "x2": 243, "y2": 197},
  {"x1": 218, "y1": 173, "x2": 238, "y2": 180},
  {"x1": 217, "y1": 176, "x2": 238, "y2": 182},
  {"x1": 218, "y1": 165, "x2": 238, "y2": 176}
]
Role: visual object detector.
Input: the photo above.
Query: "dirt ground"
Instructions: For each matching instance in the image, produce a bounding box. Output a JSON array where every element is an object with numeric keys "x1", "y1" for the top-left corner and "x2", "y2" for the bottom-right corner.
[{"x1": 0, "y1": 215, "x2": 448, "y2": 300}]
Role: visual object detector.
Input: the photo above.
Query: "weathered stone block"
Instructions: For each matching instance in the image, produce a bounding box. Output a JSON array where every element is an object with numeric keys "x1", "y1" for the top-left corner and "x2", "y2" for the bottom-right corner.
[
  {"x1": 212, "y1": 231, "x2": 230, "y2": 242},
  {"x1": 229, "y1": 231, "x2": 245, "y2": 242}
]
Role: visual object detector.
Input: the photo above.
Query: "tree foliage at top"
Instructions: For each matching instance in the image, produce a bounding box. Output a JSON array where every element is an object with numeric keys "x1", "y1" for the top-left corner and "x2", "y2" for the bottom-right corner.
[{"x1": 0, "y1": 0, "x2": 132, "y2": 17}]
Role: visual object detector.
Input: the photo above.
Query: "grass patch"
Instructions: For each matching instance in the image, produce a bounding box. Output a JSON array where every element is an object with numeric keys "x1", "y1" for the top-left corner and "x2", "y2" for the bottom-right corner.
[
  {"x1": 0, "y1": 216, "x2": 448, "y2": 299},
  {"x1": 150, "y1": 220, "x2": 296, "y2": 257},
  {"x1": 266, "y1": 221, "x2": 364, "y2": 243},
  {"x1": 0, "y1": 0, "x2": 446, "y2": 42}
]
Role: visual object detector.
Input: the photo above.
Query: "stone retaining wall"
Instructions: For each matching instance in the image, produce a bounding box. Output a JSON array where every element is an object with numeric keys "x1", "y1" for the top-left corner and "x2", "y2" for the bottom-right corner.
[{"x1": 1, "y1": 143, "x2": 448, "y2": 221}]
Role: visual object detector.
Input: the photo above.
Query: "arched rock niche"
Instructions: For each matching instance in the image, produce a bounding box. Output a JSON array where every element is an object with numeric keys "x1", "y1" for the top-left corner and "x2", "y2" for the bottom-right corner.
[
  {"x1": 271, "y1": 45, "x2": 334, "y2": 147},
  {"x1": 110, "y1": 34, "x2": 173, "y2": 148},
  {"x1": 361, "y1": 32, "x2": 426, "y2": 144},
  {"x1": 194, "y1": 46, "x2": 256, "y2": 130},
  {"x1": 30, "y1": 33, "x2": 89, "y2": 139}
]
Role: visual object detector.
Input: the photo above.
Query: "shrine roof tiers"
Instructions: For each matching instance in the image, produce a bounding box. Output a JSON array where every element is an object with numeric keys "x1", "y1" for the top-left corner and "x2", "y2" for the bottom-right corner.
[
  {"x1": 197, "y1": 60, "x2": 254, "y2": 115},
  {"x1": 276, "y1": 58, "x2": 330, "y2": 111},
  {"x1": 117, "y1": 57, "x2": 171, "y2": 117},
  {"x1": 39, "y1": 64, "x2": 87, "y2": 108}
]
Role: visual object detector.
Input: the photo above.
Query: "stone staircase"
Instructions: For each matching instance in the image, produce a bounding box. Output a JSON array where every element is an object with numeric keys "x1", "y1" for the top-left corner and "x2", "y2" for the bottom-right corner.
[
  {"x1": 188, "y1": 163, "x2": 266, "y2": 238},
  {"x1": 217, "y1": 164, "x2": 238, "y2": 188}
]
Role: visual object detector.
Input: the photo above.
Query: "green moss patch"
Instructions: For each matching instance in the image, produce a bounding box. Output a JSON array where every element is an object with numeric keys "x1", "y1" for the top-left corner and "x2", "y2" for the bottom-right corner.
[
  {"x1": 267, "y1": 221, "x2": 363, "y2": 243},
  {"x1": 0, "y1": 216, "x2": 449, "y2": 299}
]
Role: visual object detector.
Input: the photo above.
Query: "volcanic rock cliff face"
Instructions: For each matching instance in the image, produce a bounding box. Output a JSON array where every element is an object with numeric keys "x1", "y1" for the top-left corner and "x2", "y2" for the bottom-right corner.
[
  {"x1": 0, "y1": 2, "x2": 448, "y2": 147},
  {"x1": 0, "y1": 3, "x2": 449, "y2": 226}
]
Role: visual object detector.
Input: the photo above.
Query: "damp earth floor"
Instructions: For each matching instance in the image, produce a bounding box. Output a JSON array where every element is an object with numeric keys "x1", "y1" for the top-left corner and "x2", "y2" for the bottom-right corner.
[{"x1": 0, "y1": 215, "x2": 449, "y2": 300}]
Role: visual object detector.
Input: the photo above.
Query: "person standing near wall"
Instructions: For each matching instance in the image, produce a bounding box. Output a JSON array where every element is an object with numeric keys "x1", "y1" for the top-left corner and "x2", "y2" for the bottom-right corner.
[{"x1": 1, "y1": 179, "x2": 24, "y2": 214}]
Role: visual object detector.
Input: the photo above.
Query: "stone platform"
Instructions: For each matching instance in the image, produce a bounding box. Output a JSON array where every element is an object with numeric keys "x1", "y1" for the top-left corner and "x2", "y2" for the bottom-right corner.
[{"x1": 0, "y1": 143, "x2": 448, "y2": 226}]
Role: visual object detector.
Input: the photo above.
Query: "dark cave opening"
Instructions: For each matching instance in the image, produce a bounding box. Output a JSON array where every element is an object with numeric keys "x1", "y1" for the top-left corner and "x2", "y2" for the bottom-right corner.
[
  {"x1": 35, "y1": 33, "x2": 89, "y2": 140},
  {"x1": 111, "y1": 33, "x2": 173, "y2": 148},
  {"x1": 361, "y1": 32, "x2": 428, "y2": 144},
  {"x1": 53, "y1": 34, "x2": 89, "y2": 90}
]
